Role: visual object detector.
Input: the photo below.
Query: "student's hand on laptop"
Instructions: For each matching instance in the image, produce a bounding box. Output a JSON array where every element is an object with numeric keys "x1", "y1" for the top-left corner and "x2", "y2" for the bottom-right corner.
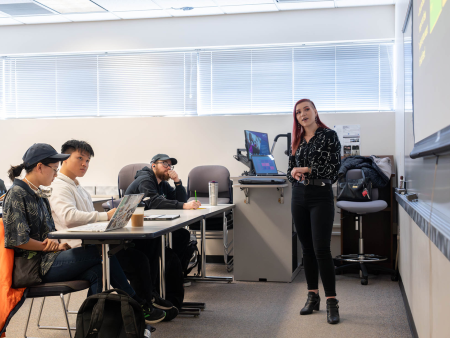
[
  {"x1": 58, "y1": 243, "x2": 71, "y2": 251},
  {"x1": 107, "y1": 208, "x2": 117, "y2": 220},
  {"x1": 42, "y1": 238, "x2": 60, "y2": 252},
  {"x1": 168, "y1": 170, "x2": 179, "y2": 183},
  {"x1": 183, "y1": 200, "x2": 202, "y2": 210}
]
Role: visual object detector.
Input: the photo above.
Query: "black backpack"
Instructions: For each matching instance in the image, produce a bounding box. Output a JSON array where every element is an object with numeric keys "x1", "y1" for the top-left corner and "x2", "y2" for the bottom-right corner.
[
  {"x1": 75, "y1": 289, "x2": 154, "y2": 338},
  {"x1": 179, "y1": 233, "x2": 201, "y2": 278}
]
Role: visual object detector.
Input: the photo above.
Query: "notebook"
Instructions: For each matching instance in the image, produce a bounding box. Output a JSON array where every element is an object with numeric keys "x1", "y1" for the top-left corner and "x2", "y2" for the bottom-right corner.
[{"x1": 68, "y1": 193, "x2": 144, "y2": 232}]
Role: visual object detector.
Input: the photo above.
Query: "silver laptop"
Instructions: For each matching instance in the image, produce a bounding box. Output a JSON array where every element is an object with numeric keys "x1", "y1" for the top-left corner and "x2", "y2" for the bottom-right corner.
[{"x1": 68, "y1": 193, "x2": 144, "y2": 232}]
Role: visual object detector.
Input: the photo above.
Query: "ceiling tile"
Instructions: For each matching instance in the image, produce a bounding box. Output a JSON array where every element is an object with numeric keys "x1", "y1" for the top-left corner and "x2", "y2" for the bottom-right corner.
[
  {"x1": 93, "y1": 0, "x2": 162, "y2": 11},
  {"x1": 276, "y1": 1, "x2": 334, "y2": 10},
  {"x1": 166, "y1": 6, "x2": 223, "y2": 16},
  {"x1": 35, "y1": 0, "x2": 105, "y2": 14},
  {"x1": 222, "y1": 3, "x2": 278, "y2": 14},
  {"x1": 15, "y1": 14, "x2": 72, "y2": 24},
  {"x1": 0, "y1": 17, "x2": 22, "y2": 25},
  {"x1": 153, "y1": 0, "x2": 217, "y2": 9},
  {"x1": 215, "y1": 0, "x2": 272, "y2": 5},
  {"x1": 114, "y1": 10, "x2": 171, "y2": 19},
  {"x1": 64, "y1": 12, "x2": 119, "y2": 22}
]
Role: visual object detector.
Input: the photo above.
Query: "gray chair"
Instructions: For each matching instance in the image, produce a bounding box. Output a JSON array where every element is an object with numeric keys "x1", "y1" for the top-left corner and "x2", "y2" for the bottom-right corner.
[
  {"x1": 102, "y1": 163, "x2": 149, "y2": 210},
  {"x1": 186, "y1": 165, "x2": 233, "y2": 272},
  {"x1": 24, "y1": 280, "x2": 90, "y2": 338},
  {"x1": 335, "y1": 169, "x2": 396, "y2": 285}
]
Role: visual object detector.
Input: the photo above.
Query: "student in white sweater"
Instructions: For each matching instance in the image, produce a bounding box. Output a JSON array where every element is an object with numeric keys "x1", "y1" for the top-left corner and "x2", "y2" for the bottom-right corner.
[{"x1": 49, "y1": 140, "x2": 177, "y2": 323}]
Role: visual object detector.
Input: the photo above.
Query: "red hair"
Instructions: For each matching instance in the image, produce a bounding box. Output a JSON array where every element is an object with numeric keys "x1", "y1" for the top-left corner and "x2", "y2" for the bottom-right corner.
[{"x1": 291, "y1": 99, "x2": 329, "y2": 154}]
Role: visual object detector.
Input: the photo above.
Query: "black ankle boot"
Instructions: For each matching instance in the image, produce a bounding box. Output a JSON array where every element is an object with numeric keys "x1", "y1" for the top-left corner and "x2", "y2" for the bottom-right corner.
[
  {"x1": 300, "y1": 292, "x2": 320, "y2": 315},
  {"x1": 326, "y1": 298, "x2": 340, "y2": 324}
]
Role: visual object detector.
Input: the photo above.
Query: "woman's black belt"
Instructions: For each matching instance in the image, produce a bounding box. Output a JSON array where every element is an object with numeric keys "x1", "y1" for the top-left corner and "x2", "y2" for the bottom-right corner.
[{"x1": 295, "y1": 179, "x2": 332, "y2": 186}]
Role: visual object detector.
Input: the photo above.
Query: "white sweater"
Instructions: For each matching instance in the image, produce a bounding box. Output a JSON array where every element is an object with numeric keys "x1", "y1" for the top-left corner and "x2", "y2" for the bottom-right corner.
[{"x1": 49, "y1": 173, "x2": 108, "y2": 248}]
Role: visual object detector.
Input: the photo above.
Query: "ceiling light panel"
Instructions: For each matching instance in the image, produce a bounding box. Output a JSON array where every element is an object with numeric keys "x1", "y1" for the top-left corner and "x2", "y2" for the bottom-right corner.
[
  {"x1": 222, "y1": 3, "x2": 278, "y2": 14},
  {"x1": 35, "y1": 0, "x2": 105, "y2": 13},
  {"x1": 0, "y1": 2, "x2": 53, "y2": 16},
  {"x1": 215, "y1": 0, "x2": 273, "y2": 5},
  {"x1": 64, "y1": 12, "x2": 119, "y2": 22},
  {"x1": 16, "y1": 14, "x2": 72, "y2": 23},
  {"x1": 153, "y1": 0, "x2": 217, "y2": 9},
  {"x1": 166, "y1": 6, "x2": 223, "y2": 16},
  {"x1": 114, "y1": 10, "x2": 171, "y2": 19},
  {"x1": 0, "y1": 10, "x2": 9, "y2": 17},
  {"x1": 0, "y1": 17, "x2": 22, "y2": 24},
  {"x1": 276, "y1": 1, "x2": 334, "y2": 10},
  {"x1": 92, "y1": 0, "x2": 162, "y2": 11}
]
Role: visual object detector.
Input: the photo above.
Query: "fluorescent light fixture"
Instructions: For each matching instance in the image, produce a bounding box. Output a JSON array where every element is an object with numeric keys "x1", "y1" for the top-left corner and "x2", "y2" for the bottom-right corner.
[
  {"x1": 35, "y1": 0, "x2": 105, "y2": 13},
  {"x1": 276, "y1": 1, "x2": 334, "y2": 10},
  {"x1": 215, "y1": 0, "x2": 273, "y2": 5},
  {"x1": 115, "y1": 10, "x2": 171, "y2": 19},
  {"x1": 167, "y1": 6, "x2": 223, "y2": 16},
  {"x1": 64, "y1": 12, "x2": 119, "y2": 22},
  {"x1": 153, "y1": 0, "x2": 217, "y2": 9},
  {"x1": 93, "y1": 0, "x2": 162, "y2": 12},
  {"x1": 0, "y1": 10, "x2": 9, "y2": 17},
  {"x1": 16, "y1": 14, "x2": 71, "y2": 24},
  {"x1": 335, "y1": 0, "x2": 394, "y2": 7},
  {"x1": 0, "y1": 17, "x2": 22, "y2": 24},
  {"x1": 222, "y1": 4, "x2": 278, "y2": 14}
]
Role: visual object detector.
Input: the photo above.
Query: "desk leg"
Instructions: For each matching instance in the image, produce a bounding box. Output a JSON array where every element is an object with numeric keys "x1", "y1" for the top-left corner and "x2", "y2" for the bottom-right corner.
[
  {"x1": 102, "y1": 244, "x2": 111, "y2": 291},
  {"x1": 159, "y1": 235, "x2": 166, "y2": 299},
  {"x1": 187, "y1": 216, "x2": 233, "y2": 283}
]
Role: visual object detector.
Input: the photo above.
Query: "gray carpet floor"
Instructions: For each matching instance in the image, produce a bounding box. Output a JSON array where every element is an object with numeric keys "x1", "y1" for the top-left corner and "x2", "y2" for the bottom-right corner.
[{"x1": 5, "y1": 265, "x2": 411, "y2": 338}]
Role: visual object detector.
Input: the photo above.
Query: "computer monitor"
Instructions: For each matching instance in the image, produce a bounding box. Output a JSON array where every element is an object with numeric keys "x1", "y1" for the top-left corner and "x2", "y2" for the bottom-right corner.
[
  {"x1": 244, "y1": 130, "x2": 271, "y2": 160},
  {"x1": 251, "y1": 155, "x2": 278, "y2": 176}
]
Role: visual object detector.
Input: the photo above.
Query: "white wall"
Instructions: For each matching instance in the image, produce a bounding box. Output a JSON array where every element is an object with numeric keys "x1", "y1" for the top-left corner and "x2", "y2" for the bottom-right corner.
[
  {"x1": 0, "y1": 112, "x2": 395, "y2": 187},
  {"x1": 0, "y1": 6, "x2": 394, "y2": 55}
]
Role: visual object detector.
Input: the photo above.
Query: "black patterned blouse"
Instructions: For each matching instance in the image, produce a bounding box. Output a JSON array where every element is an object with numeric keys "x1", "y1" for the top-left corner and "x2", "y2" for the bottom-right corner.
[
  {"x1": 3, "y1": 179, "x2": 60, "y2": 276},
  {"x1": 287, "y1": 127, "x2": 341, "y2": 184}
]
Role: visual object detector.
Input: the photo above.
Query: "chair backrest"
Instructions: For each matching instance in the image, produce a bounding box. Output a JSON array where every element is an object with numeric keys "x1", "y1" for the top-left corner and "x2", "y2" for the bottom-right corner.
[
  {"x1": 346, "y1": 169, "x2": 379, "y2": 200},
  {"x1": 118, "y1": 163, "x2": 149, "y2": 197},
  {"x1": 187, "y1": 165, "x2": 232, "y2": 201}
]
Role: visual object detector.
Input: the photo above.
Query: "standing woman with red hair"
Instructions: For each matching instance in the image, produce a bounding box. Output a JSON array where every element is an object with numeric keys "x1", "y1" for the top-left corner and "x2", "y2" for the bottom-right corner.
[{"x1": 287, "y1": 99, "x2": 341, "y2": 324}]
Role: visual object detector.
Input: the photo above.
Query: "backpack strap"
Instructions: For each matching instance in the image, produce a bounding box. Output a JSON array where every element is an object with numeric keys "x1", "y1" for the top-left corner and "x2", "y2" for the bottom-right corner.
[
  {"x1": 85, "y1": 296, "x2": 107, "y2": 338},
  {"x1": 120, "y1": 296, "x2": 140, "y2": 338}
]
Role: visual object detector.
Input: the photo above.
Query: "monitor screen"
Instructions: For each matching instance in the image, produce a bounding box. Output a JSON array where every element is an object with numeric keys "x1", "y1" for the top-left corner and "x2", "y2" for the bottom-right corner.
[
  {"x1": 252, "y1": 155, "x2": 278, "y2": 175},
  {"x1": 244, "y1": 130, "x2": 270, "y2": 159}
]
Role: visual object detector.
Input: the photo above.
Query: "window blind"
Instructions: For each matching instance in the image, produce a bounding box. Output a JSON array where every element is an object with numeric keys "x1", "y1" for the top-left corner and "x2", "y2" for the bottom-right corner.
[{"x1": 0, "y1": 41, "x2": 393, "y2": 119}]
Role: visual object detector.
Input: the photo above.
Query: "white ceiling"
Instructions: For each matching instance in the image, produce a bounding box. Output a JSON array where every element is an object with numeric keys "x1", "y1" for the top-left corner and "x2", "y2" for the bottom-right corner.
[{"x1": 0, "y1": 0, "x2": 394, "y2": 26}]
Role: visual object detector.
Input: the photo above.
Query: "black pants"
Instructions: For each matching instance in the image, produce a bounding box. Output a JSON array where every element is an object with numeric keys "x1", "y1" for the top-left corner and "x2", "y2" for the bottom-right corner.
[
  {"x1": 115, "y1": 247, "x2": 154, "y2": 304},
  {"x1": 292, "y1": 183, "x2": 336, "y2": 297}
]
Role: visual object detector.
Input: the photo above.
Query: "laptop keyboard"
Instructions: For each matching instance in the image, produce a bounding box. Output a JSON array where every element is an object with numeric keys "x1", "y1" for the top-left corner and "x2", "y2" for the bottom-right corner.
[{"x1": 68, "y1": 223, "x2": 108, "y2": 232}]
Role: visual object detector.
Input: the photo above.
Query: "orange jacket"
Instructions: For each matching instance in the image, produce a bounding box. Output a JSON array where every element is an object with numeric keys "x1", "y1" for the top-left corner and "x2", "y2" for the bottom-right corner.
[{"x1": 0, "y1": 219, "x2": 27, "y2": 337}]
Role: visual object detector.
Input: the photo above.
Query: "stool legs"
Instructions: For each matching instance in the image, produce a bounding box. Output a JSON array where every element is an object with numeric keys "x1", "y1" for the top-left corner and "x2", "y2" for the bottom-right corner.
[{"x1": 335, "y1": 214, "x2": 394, "y2": 285}]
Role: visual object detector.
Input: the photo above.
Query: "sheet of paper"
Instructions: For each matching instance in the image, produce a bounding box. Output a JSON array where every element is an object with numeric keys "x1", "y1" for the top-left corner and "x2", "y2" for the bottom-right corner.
[{"x1": 334, "y1": 125, "x2": 360, "y2": 157}]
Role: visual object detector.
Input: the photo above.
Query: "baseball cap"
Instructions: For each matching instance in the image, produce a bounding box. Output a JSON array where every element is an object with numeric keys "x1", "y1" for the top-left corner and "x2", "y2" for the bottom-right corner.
[
  {"x1": 23, "y1": 143, "x2": 70, "y2": 167},
  {"x1": 151, "y1": 154, "x2": 178, "y2": 166}
]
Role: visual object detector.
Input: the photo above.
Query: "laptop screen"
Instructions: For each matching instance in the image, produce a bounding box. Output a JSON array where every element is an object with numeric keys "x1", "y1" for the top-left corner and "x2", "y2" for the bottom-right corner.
[{"x1": 252, "y1": 155, "x2": 278, "y2": 175}]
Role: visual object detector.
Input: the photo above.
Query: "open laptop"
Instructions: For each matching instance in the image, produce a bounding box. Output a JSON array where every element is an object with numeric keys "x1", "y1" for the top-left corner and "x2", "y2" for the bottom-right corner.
[
  {"x1": 252, "y1": 155, "x2": 286, "y2": 176},
  {"x1": 68, "y1": 193, "x2": 144, "y2": 232}
]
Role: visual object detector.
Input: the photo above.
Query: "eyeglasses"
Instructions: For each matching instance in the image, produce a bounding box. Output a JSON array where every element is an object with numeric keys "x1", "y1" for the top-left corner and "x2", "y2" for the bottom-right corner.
[
  {"x1": 44, "y1": 164, "x2": 59, "y2": 174},
  {"x1": 156, "y1": 161, "x2": 174, "y2": 169}
]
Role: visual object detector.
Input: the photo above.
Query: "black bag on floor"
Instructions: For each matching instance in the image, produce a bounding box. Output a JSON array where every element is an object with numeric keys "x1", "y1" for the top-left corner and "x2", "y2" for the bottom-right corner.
[
  {"x1": 180, "y1": 233, "x2": 201, "y2": 278},
  {"x1": 162, "y1": 247, "x2": 185, "y2": 310},
  {"x1": 75, "y1": 289, "x2": 154, "y2": 338}
]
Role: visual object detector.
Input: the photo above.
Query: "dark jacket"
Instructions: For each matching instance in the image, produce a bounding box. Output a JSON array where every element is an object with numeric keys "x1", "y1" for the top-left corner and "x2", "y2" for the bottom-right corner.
[
  {"x1": 338, "y1": 156, "x2": 390, "y2": 188},
  {"x1": 124, "y1": 166, "x2": 187, "y2": 210}
]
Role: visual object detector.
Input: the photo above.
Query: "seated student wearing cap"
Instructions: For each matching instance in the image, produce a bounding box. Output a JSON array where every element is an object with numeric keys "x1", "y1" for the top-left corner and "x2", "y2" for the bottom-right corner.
[
  {"x1": 48, "y1": 140, "x2": 178, "y2": 323},
  {"x1": 3, "y1": 144, "x2": 147, "y2": 312},
  {"x1": 125, "y1": 154, "x2": 201, "y2": 258}
]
